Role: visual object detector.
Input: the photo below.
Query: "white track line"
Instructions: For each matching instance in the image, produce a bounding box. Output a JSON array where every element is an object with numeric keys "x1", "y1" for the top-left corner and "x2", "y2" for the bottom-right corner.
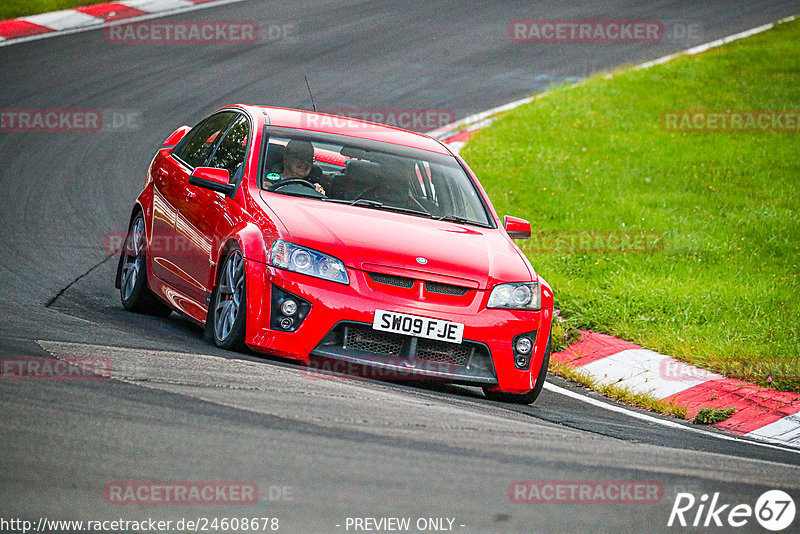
[
  {"x1": 543, "y1": 382, "x2": 800, "y2": 455},
  {"x1": 633, "y1": 16, "x2": 797, "y2": 71},
  {"x1": 432, "y1": 13, "x2": 798, "y2": 138}
]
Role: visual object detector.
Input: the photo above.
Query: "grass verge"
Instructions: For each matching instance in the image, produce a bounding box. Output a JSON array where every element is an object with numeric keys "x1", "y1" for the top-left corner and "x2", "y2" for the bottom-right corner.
[
  {"x1": 693, "y1": 407, "x2": 736, "y2": 425},
  {"x1": 1, "y1": 1, "x2": 110, "y2": 21},
  {"x1": 549, "y1": 360, "x2": 687, "y2": 418},
  {"x1": 463, "y1": 18, "x2": 800, "y2": 393}
]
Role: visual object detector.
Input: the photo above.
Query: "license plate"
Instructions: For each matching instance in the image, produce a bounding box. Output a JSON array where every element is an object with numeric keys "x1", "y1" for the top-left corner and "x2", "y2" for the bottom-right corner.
[{"x1": 373, "y1": 310, "x2": 464, "y2": 344}]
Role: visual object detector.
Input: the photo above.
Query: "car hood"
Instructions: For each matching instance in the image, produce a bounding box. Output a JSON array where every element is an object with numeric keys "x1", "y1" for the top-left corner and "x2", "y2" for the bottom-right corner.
[{"x1": 259, "y1": 192, "x2": 534, "y2": 289}]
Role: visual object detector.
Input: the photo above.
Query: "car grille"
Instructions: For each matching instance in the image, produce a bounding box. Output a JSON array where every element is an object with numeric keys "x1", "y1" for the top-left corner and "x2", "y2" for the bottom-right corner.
[
  {"x1": 367, "y1": 271, "x2": 471, "y2": 296},
  {"x1": 416, "y1": 338, "x2": 471, "y2": 366},
  {"x1": 313, "y1": 322, "x2": 497, "y2": 385},
  {"x1": 338, "y1": 323, "x2": 484, "y2": 368},
  {"x1": 425, "y1": 281, "x2": 470, "y2": 296},
  {"x1": 344, "y1": 326, "x2": 404, "y2": 355},
  {"x1": 367, "y1": 271, "x2": 414, "y2": 288}
]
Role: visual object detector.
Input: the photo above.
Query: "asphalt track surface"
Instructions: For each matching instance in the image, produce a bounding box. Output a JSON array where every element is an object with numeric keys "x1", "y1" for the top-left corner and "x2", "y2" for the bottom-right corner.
[{"x1": 1, "y1": 1, "x2": 799, "y2": 532}]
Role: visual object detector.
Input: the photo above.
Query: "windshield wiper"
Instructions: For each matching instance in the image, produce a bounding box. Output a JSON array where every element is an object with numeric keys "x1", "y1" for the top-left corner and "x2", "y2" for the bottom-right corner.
[
  {"x1": 434, "y1": 214, "x2": 470, "y2": 224},
  {"x1": 323, "y1": 197, "x2": 433, "y2": 219},
  {"x1": 272, "y1": 190, "x2": 322, "y2": 199},
  {"x1": 378, "y1": 204, "x2": 431, "y2": 217},
  {"x1": 350, "y1": 198, "x2": 384, "y2": 208},
  {"x1": 349, "y1": 199, "x2": 429, "y2": 218}
]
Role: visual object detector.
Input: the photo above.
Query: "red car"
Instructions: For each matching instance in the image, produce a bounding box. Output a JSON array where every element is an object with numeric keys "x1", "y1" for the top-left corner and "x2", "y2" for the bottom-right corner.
[{"x1": 116, "y1": 105, "x2": 554, "y2": 403}]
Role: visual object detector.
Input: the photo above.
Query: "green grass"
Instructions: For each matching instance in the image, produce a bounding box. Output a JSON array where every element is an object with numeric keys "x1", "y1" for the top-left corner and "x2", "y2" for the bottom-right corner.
[
  {"x1": 464, "y1": 19, "x2": 800, "y2": 393},
  {"x1": 0, "y1": 1, "x2": 109, "y2": 20},
  {"x1": 693, "y1": 407, "x2": 736, "y2": 425}
]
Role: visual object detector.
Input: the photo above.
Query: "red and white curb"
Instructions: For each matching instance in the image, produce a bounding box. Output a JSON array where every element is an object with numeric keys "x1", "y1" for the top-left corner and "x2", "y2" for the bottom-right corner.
[
  {"x1": 0, "y1": 0, "x2": 243, "y2": 44},
  {"x1": 552, "y1": 332, "x2": 800, "y2": 447},
  {"x1": 434, "y1": 13, "x2": 800, "y2": 449}
]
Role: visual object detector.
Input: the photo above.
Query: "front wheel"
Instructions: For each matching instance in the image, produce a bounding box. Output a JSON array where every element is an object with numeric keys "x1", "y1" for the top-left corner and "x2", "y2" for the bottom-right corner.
[
  {"x1": 119, "y1": 214, "x2": 172, "y2": 316},
  {"x1": 483, "y1": 336, "x2": 551, "y2": 405},
  {"x1": 210, "y1": 247, "x2": 247, "y2": 350}
]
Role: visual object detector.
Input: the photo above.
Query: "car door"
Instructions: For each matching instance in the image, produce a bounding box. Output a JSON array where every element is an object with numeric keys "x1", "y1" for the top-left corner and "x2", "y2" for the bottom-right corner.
[
  {"x1": 159, "y1": 111, "x2": 238, "y2": 297},
  {"x1": 149, "y1": 149, "x2": 184, "y2": 286},
  {"x1": 175, "y1": 112, "x2": 251, "y2": 303}
]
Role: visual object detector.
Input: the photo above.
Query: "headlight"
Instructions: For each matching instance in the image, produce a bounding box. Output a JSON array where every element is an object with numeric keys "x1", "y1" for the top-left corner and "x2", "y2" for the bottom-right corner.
[
  {"x1": 487, "y1": 282, "x2": 541, "y2": 310},
  {"x1": 270, "y1": 240, "x2": 349, "y2": 285}
]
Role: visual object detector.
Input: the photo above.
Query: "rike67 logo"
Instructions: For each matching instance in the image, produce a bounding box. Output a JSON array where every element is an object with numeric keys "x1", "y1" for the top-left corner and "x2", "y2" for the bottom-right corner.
[{"x1": 668, "y1": 490, "x2": 795, "y2": 531}]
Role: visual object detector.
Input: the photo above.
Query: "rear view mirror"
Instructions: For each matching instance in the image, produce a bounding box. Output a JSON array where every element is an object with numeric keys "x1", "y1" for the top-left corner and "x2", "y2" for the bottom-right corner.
[
  {"x1": 189, "y1": 167, "x2": 234, "y2": 195},
  {"x1": 504, "y1": 215, "x2": 531, "y2": 240}
]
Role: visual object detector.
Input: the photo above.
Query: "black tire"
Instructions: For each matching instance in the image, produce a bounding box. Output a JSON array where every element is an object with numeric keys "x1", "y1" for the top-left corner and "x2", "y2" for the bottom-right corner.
[
  {"x1": 210, "y1": 247, "x2": 247, "y2": 350},
  {"x1": 483, "y1": 335, "x2": 552, "y2": 405},
  {"x1": 118, "y1": 213, "x2": 172, "y2": 316}
]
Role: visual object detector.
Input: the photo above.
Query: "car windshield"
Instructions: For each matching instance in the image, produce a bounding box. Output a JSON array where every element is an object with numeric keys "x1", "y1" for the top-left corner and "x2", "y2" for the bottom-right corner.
[{"x1": 260, "y1": 129, "x2": 492, "y2": 227}]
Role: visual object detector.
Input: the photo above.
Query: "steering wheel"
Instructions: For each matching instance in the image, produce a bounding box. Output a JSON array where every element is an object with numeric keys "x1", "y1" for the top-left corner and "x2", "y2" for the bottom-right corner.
[{"x1": 268, "y1": 178, "x2": 317, "y2": 192}]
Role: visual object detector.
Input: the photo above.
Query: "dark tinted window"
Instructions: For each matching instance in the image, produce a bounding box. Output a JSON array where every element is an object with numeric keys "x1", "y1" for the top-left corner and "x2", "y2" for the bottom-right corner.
[
  {"x1": 172, "y1": 112, "x2": 236, "y2": 168},
  {"x1": 206, "y1": 114, "x2": 250, "y2": 179},
  {"x1": 261, "y1": 131, "x2": 491, "y2": 227}
]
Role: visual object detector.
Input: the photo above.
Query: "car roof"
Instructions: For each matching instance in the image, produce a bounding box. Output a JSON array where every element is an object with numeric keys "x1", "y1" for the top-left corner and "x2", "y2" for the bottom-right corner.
[{"x1": 232, "y1": 105, "x2": 453, "y2": 155}]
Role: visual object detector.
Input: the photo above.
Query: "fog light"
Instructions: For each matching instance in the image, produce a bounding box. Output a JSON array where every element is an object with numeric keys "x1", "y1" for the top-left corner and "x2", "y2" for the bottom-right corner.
[
  {"x1": 270, "y1": 285, "x2": 311, "y2": 332},
  {"x1": 515, "y1": 336, "x2": 532, "y2": 355},
  {"x1": 513, "y1": 330, "x2": 537, "y2": 370},
  {"x1": 281, "y1": 299, "x2": 298, "y2": 316}
]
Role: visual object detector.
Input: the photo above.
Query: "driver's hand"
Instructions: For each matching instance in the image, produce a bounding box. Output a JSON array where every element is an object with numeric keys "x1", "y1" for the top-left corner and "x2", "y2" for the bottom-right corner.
[{"x1": 314, "y1": 183, "x2": 326, "y2": 195}]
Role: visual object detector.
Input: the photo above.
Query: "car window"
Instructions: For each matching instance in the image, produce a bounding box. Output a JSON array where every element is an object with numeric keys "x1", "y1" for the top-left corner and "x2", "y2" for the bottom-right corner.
[
  {"x1": 172, "y1": 112, "x2": 237, "y2": 168},
  {"x1": 206, "y1": 114, "x2": 250, "y2": 179},
  {"x1": 261, "y1": 131, "x2": 491, "y2": 227}
]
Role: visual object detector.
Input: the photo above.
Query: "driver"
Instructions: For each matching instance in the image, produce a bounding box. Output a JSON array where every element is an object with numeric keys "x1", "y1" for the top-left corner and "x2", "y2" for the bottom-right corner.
[{"x1": 273, "y1": 139, "x2": 325, "y2": 195}]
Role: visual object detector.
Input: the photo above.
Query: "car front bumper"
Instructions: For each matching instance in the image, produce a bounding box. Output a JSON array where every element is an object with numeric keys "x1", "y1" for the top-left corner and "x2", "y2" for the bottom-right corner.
[{"x1": 243, "y1": 259, "x2": 553, "y2": 394}]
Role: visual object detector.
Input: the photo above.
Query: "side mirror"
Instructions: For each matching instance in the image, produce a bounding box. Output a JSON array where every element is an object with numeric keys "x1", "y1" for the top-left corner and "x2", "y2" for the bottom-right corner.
[
  {"x1": 189, "y1": 167, "x2": 234, "y2": 195},
  {"x1": 162, "y1": 125, "x2": 191, "y2": 148},
  {"x1": 503, "y1": 215, "x2": 531, "y2": 240}
]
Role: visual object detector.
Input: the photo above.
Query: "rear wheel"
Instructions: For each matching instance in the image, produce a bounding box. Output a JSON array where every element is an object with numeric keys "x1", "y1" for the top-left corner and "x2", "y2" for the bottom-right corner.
[
  {"x1": 119, "y1": 214, "x2": 172, "y2": 316},
  {"x1": 211, "y1": 247, "x2": 247, "y2": 350},
  {"x1": 483, "y1": 336, "x2": 551, "y2": 405}
]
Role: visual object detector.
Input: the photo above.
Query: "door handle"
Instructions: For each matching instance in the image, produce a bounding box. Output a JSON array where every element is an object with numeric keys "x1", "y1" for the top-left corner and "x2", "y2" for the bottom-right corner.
[{"x1": 185, "y1": 191, "x2": 196, "y2": 201}]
